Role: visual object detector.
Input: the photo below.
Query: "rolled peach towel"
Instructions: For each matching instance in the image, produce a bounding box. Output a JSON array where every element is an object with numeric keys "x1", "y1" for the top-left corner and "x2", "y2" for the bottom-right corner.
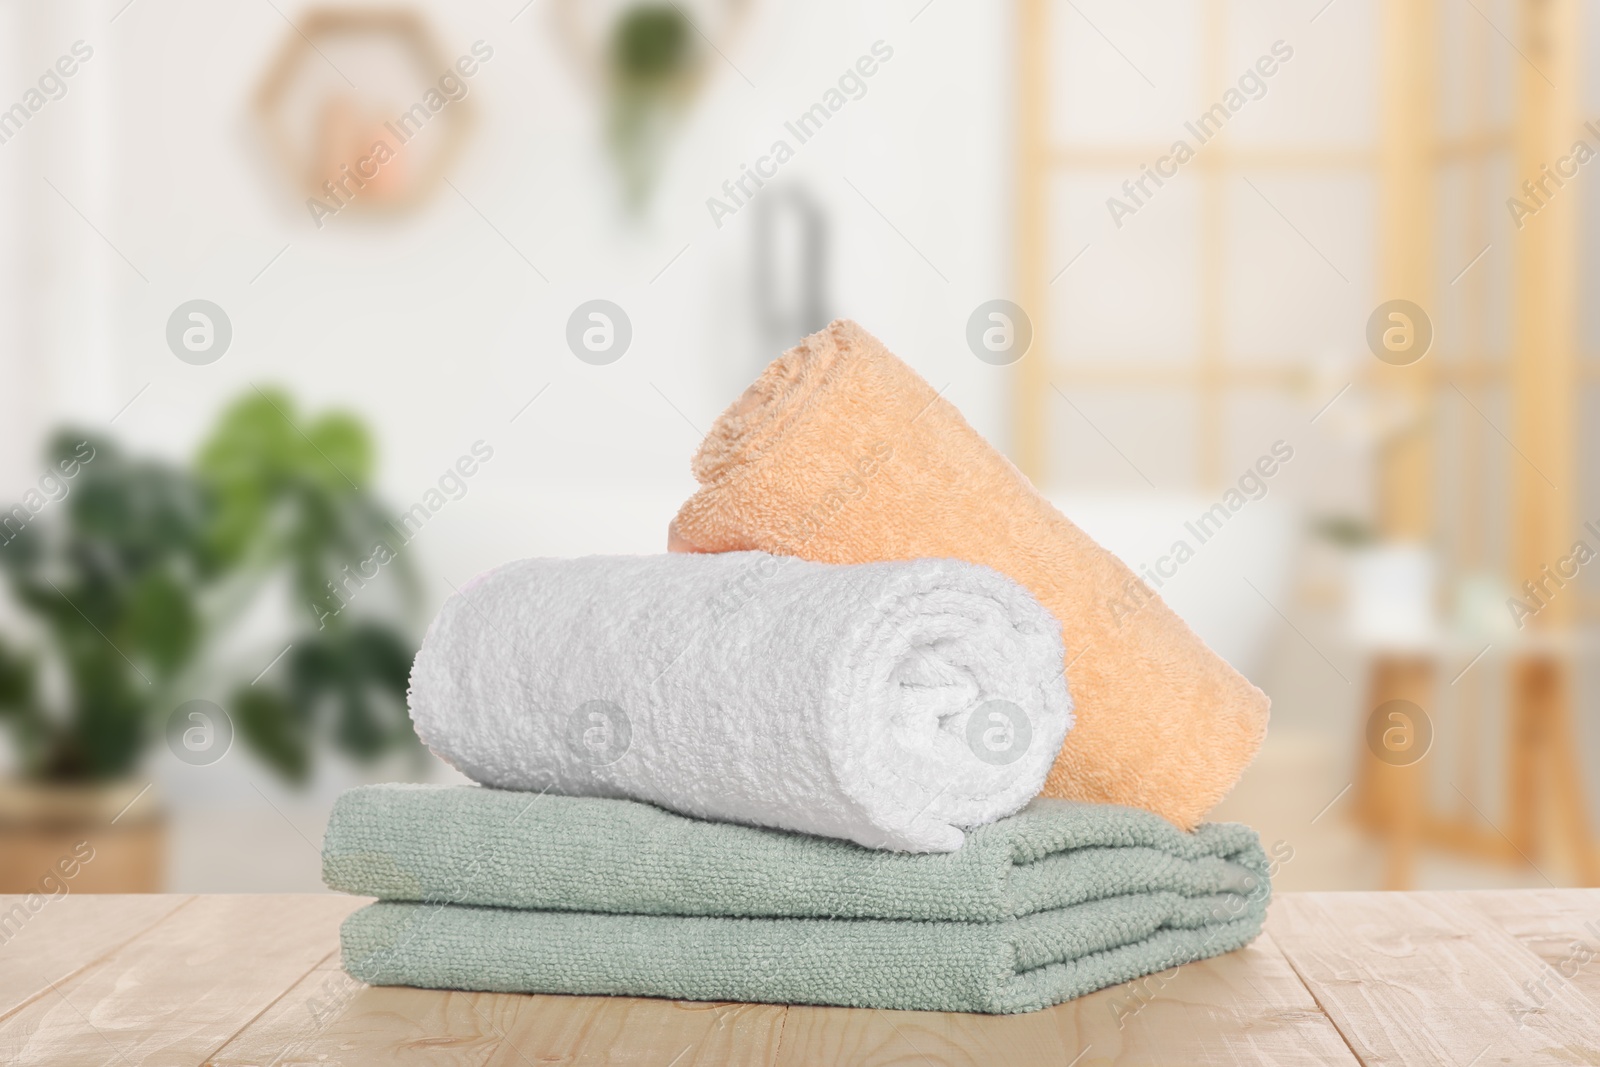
[{"x1": 668, "y1": 319, "x2": 1269, "y2": 830}]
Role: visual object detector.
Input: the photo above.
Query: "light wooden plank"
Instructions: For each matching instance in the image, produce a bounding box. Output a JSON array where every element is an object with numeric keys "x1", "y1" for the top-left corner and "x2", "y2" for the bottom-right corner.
[
  {"x1": 203, "y1": 949, "x2": 349, "y2": 1067},
  {"x1": 1509, "y1": 0, "x2": 1581, "y2": 601},
  {"x1": 777, "y1": 1003, "x2": 1069, "y2": 1067},
  {"x1": 216, "y1": 978, "x2": 786, "y2": 1067},
  {"x1": 1271, "y1": 891, "x2": 1600, "y2": 1065},
  {"x1": 0, "y1": 895, "x2": 193, "y2": 1021},
  {"x1": 212, "y1": 981, "x2": 504, "y2": 1067},
  {"x1": 776, "y1": 926, "x2": 1357, "y2": 1067},
  {"x1": 1465, "y1": 889, "x2": 1600, "y2": 1016},
  {"x1": 491, "y1": 997, "x2": 785, "y2": 1067},
  {"x1": 1039, "y1": 929, "x2": 1361, "y2": 1067},
  {"x1": 1506, "y1": 0, "x2": 1594, "y2": 885},
  {"x1": 1375, "y1": 0, "x2": 1436, "y2": 543},
  {"x1": 0, "y1": 894, "x2": 362, "y2": 1067},
  {"x1": 25, "y1": 891, "x2": 1600, "y2": 1066}
]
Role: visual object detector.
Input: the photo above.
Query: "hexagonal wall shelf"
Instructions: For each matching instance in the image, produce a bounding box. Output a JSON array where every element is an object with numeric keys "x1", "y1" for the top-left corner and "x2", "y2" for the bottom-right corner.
[{"x1": 254, "y1": 8, "x2": 477, "y2": 221}]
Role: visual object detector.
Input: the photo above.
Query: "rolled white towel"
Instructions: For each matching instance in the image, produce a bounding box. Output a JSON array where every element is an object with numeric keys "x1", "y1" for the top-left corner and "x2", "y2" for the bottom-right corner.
[{"x1": 408, "y1": 552, "x2": 1072, "y2": 851}]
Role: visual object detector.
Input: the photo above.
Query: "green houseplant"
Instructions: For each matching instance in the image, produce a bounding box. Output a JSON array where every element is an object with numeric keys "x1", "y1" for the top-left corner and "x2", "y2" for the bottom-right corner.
[
  {"x1": 606, "y1": 3, "x2": 699, "y2": 213},
  {"x1": 0, "y1": 389, "x2": 422, "y2": 890}
]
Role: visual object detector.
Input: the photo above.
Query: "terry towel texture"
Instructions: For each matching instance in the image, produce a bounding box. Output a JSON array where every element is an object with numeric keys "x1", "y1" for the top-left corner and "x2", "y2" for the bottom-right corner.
[
  {"x1": 331, "y1": 786, "x2": 1271, "y2": 1014},
  {"x1": 407, "y1": 552, "x2": 1071, "y2": 852},
  {"x1": 325, "y1": 784, "x2": 1263, "y2": 920},
  {"x1": 668, "y1": 319, "x2": 1270, "y2": 830}
]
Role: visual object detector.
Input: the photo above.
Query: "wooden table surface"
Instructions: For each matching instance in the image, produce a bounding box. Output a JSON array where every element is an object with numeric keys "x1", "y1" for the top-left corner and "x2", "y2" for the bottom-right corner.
[{"x1": 1, "y1": 891, "x2": 1597, "y2": 1066}]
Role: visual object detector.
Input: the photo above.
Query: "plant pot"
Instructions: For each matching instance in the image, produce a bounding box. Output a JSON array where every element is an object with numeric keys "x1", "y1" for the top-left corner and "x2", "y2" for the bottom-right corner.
[{"x1": 0, "y1": 778, "x2": 165, "y2": 893}]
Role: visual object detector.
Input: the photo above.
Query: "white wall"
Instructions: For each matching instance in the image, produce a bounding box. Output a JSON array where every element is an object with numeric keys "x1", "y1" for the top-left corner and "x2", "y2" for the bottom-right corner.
[
  {"x1": 0, "y1": 0, "x2": 1013, "y2": 612},
  {"x1": 0, "y1": 0, "x2": 1013, "y2": 820}
]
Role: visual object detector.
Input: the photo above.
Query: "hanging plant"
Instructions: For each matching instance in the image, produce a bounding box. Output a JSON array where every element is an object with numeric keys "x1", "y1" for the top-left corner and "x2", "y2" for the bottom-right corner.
[
  {"x1": 606, "y1": 4, "x2": 700, "y2": 214},
  {"x1": 549, "y1": 0, "x2": 750, "y2": 218}
]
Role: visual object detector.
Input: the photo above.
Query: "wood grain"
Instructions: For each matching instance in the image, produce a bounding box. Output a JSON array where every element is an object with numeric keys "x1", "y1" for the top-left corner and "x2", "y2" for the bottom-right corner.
[
  {"x1": 1466, "y1": 889, "x2": 1600, "y2": 1015},
  {"x1": 0, "y1": 894, "x2": 192, "y2": 1020},
  {"x1": 204, "y1": 950, "x2": 353, "y2": 1067},
  {"x1": 490, "y1": 995, "x2": 786, "y2": 1067},
  {"x1": 1035, "y1": 929, "x2": 1362, "y2": 1067},
  {"x1": 778, "y1": 1003, "x2": 1068, "y2": 1067},
  {"x1": 0, "y1": 894, "x2": 361, "y2": 1067},
  {"x1": 1270, "y1": 891, "x2": 1600, "y2": 1065},
  {"x1": 213, "y1": 975, "x2": 787, "y2": 1067},
  {"x1": 12, "y1": 892, "x2": 1600, "y2": 1065}
]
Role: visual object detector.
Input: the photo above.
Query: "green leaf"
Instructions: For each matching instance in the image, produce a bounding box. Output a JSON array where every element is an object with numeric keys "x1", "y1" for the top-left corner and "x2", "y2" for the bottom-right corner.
[
  {"x1": 2, "y1": 387, "x2": 418, "y2": 786},
  {"x1": 0, "y1": 637, "x2": 47, "y2": 774},
  {"x1": 305, "y1": 412, "x2": 373, "y2": 490},
  {"x1": 611, "y1": 4, "x2": 693, "y2": 83},
  {"x1": 0, "y1": 635, "x2": 36, "y2": 708},
  {"x1": 196, "y1": 390, "x2": 301, "y2": 482},
  {"x1": 232, "y1": 686, "x2": 311, "y2": 783},
  {"x1": 68, "y1": 452, "x2": 211, "y2": 573},
  {"x1": 68, "y1": 676, "x2": 147, "y2": 780},
  {"x1": 118, "y1": 571, "x2": 199, "y2": 676}
]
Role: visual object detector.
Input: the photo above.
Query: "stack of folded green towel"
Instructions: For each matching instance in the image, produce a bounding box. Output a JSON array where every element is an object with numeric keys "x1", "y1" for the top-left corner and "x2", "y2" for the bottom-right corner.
[
  {"x1": 321, "y1": 327, "x2": 1280, "y2": 1013},
  {"x1": 324, "y1": 783, "x2": 1271, "y2": 1014}
]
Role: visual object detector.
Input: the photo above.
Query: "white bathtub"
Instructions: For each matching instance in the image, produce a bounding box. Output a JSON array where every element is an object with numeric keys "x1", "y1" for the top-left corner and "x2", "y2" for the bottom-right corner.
[{"x1": 1046, "y1": 493, "x2": 1296, "y2": 683}]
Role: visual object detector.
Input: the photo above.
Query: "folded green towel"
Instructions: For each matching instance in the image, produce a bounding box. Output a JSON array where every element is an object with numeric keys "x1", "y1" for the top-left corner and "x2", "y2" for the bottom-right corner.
[
  {"x1": 327, "y1": 785, "x2": 1271, "y2": 1013},
  {"x1": 343, "y1": 892, "x2": 1265, "y2": 1014},
  {"x1": 324, "y1": 783, "x2": 1266, "y2": 921}
]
